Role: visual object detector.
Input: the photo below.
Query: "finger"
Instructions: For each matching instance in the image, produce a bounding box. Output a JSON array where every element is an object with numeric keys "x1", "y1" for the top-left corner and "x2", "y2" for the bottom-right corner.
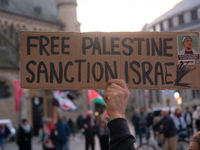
[
  {"x1": 107, "y1": 82, "x2": 125, "y2": 92},
  {"x1": 108, "y1": 79, "x2": 128, "y2": 90}
]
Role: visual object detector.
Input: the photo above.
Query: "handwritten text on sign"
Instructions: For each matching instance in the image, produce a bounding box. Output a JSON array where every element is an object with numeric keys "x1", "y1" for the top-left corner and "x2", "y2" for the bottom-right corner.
[{"x1": 20, "y1": 32, "x2": 200, "y2": 89}]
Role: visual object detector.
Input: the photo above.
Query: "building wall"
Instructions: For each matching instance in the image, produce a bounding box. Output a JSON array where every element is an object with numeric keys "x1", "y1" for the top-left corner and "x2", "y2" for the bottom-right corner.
[
  {"x1": 0, "y1": 0, "x2": 83, "y2": 128},
  {"x1": 140, "y1": 3, "x2": 200, "y2": 112},
  {"x1": 0, "y1": 68, "x2": 19, "y2": 125}
]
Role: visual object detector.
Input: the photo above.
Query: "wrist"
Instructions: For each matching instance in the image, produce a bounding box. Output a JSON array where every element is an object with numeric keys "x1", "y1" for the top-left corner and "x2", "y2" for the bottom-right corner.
[{"x1": 109, "y1": 113, "x2": 125, "y2": 121}]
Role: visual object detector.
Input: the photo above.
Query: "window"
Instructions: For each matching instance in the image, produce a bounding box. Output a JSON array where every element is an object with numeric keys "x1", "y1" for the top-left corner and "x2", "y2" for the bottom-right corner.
[
  {"x1": 1, "y1": 0, "x2": 9, "y2": 5},
  {"x1": 156, "y1": 90, "x2": 160, "y2": 102},
  {"x1": 192, "y1": 90, "x2": 200, "y2": 99},
  {"x1": 149, "y1": 90, "x2": 153, "y2": 103},
  {"x1": 0, "y1": 81, "x2": 10, "y2": 98},
  {"x1": 192, "y1": 9, "x2": 198, "y2": 20},
  {"x1": 179, "y1": 14, "x2": 184, "y2": 25},
  {"x1": 160, "y1": 22, "x2": 163, "y2": 31},
  {"x1": 9, "y1": 25, "x2": 13, "y2": 39},
  {"x1": 169, "y1": 18, "x2": 173, "y2": 28},
  {"x1": 34, "y1": 7, "x2": 42, "y2": 15},
  {"x1": 15, "y1": 32, "x2": 19, "y2": 44}
]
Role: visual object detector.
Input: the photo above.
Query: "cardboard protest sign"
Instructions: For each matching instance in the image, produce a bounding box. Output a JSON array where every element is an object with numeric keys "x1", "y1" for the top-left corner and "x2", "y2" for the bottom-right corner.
[{"x1": 20, "y1": 31, "x2": 200, "y2": 90}]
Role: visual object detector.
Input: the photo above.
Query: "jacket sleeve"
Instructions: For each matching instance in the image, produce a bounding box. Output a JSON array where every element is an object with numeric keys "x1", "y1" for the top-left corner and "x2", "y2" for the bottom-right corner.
[
  {"x1": 107, "y1": 118, "x2": 136, "y2": 150},
  {"x1": 65, "y1": 123, "x2": 71, "y2": 137}
]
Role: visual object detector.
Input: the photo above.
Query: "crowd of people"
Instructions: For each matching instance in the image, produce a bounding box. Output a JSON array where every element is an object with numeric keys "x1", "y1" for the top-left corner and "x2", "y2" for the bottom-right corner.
[
  {"x1": 131, "y1": 106, "x2": 200, "y2": 149},
  {"x1": 14, "y1": 110, "x2": 110, "y2": 150},
  {"x1": 3, "y1": 79, "x2": 200, "y2": 150}
]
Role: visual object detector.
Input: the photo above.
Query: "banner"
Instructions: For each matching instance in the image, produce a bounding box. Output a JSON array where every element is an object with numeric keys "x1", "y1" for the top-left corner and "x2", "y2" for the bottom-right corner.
[
  {"x1": 20, "y1": 31, "x2": 200, "y2": 90},
  {"x1": 14, "y1": 80, "x2": 24, "y2": 112}
]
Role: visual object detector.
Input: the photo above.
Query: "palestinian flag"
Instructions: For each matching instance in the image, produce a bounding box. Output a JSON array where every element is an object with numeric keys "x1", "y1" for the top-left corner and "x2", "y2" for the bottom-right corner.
[
  {"x1": 53, "y1": 90, "x2": 77, "y2": 111},
  {"x1": 88, "y1": 90, "x2": 106, "y2": 106}
]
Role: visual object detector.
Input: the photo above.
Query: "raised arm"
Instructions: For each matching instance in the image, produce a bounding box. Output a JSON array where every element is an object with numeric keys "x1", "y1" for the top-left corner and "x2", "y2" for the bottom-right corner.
[{"x1": 104, "y1": 79, "x2": 136, "y2": 150}]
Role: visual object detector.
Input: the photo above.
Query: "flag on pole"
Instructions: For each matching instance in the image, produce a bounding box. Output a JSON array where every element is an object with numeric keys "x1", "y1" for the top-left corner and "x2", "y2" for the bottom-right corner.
[
  {"x1": 14, "y1": 80, "x2": 24, "y2": 112},
  {"x1": 88, "y1": 90, "x2": 106, "y2": 106},
  {"x1": 53, "y1": 90, "x2": 77, "y2": 111}
]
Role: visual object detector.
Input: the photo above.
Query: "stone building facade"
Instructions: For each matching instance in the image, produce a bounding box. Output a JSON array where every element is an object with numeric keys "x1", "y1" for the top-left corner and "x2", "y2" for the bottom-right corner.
[
  {"x1": 0, "y1": 0, "x2": 88, "y2": 132},
  {"x1": 139, "y1": 0, "x2": 200, "y2": 111}
]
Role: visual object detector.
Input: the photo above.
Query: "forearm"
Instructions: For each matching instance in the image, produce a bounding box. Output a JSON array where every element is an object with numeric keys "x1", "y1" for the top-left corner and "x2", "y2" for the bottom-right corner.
[{"x1": 107, "y1": 118, "x2": 136, "y2": 150}]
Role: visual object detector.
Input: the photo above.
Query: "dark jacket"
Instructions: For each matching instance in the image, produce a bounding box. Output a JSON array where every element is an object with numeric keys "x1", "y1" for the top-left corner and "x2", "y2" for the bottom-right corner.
[
  {"x1": 138, "y1": 113, "x2": 147, "y2": 127},
  {"x1": 153, "y1": 116, "x2": 177, "y2": 138},
  {"x1": 77, "y1": 115, "x2": 84, "y2": 129},
  {"x1": 107, "y1": 118, "x2": 136, "y2": 150},
  {"x1": 55, "y1": 120, "x2": 70, "y2": 143},
  {"x1": 146, "y1": 113, "x2": 154, "y2": 127},
  {"x1": 131, "y1": 114, "x2": 139, "y2": 127},
  {"x1": 17, "y1": 126, "x2": 32, "y2": 150}
]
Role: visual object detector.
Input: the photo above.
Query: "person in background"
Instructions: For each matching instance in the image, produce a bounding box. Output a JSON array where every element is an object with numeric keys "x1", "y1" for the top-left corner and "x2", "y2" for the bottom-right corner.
[
  {"x1": 146, "y1": 108, "x2": 154, "y2": 140},
  {"x1": 193, "y1": 106, "x2": 200, "y2": 132},
  {"x1": 131, "y1": 109, "x2": 139, "y2": 140},
  {"x1": 103, "y1": 79, "x2": 136, "y2": 150},
  {"x1": 83, "y1": 110, "x2": 97, "y2": 150},
  {"x1": 138, "y1": 108, "x2": 148, "y2": 144},
  {"x1": 0, "y1": 124, "x2": 10, "y2": 150},
  {"x1": 189, "y1": 131, "x2": 200, "y2": 150},
  {"x1": 184, "y1": 107, "x2": 193, "y2": 137},
  {"x1": 76, "y1": 114, "x2": 84, "y2": 141},
  {"x1": 153, "y1": 109, "x2": 178, "y2": 150},
  {"x1": 55, "y1": 115, "x2": 71, "y2": 150},
  {"x1": 171, "y1": 107, "x2": 187, "y2": 138},
  {"x1": 17, "y1": 119, "x2": 32, "y2": 150},
  {"x1": 153, "y1": 111, "x2": 164, "y2": 147},
  {"x1": 68, "y1": 118, "x2": 75, "y2": 140},
  {"x1": 77, "y1": 113, "x2": 84, "y2": 130},
  {"x1": 97, "y1": 115, "x2": 109, "y2": 150},
  {"x1": 38, "y1": 118, "x2": 55, "y2": 150}
]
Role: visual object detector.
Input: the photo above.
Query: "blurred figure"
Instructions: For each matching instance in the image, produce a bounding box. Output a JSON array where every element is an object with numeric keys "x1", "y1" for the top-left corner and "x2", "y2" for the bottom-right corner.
[
  {"x1": 38, "y1": 118, "x2": 55, "y2": 150},
  {"x1": 138, "y1": 108, "x2": 148, "y2": 144},
  {"x1": 0, "y1": 124, "x2": 10, "y2": 150},
  {"x1": 193, "y1": 106, "x2": 200, "y2": 132},
  {"x1": 184, "y1": 107, "x2": 193, "y2": 137},
  {"x1": 153, "y1": 111, "x2": 164, "y2": 147},
  {"x1": 76, "y1": 114, "x2": 84, "y2": 141},
  {"x1": 189, "y1": 131, "x2": 200, "y2": 150},
  {"x1": 55, "y1": 115, "x2": 71, "y2": 150},
  {"x1": 83, "y1": 110, "x2": 97, "y2": 150},
  {"x1": 153, "y1": 109, "x2": 178, "y2": 150},
  {"x1": 146, "y1": 108, "x2": 154, "y2": 139},
  {"x1": 97, "y1": 115, "x2": 109, "y2": 150},
  {"x1": 17, "y1": 119, "x2": 32, "y2": 150},
  {"x1": 77, "y1": 114, "x2": 84, "y2": 131},
  {"x1": 131, "y1": 109, "x2": 139, "y2": 139},
  {"x1": 68, "y1": 118, "x2": 75, "y2": 139},
  {"x1": 171, "y1": 107, "x2": 187, "y2": 138}
]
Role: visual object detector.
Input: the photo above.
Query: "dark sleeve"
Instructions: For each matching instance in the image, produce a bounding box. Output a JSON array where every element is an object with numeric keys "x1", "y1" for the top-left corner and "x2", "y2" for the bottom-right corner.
[
  {"x1": 65, "y1": 123, "x2": 71, "y2": 137},
  {"x1": 159, "y1": 118, "x2": 172, "y2": 134},
  {"x1": 107, "y1": 118, "x2": 136, "y2": 150},
  {"x1": 153, "y1": 119, "x2": 162, "y2": 131}
]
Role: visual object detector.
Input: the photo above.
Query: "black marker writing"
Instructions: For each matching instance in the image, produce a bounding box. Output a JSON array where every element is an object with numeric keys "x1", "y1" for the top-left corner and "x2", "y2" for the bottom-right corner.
[{"x1": 174, "y1": 61, "x2": 196, "y2": 87}]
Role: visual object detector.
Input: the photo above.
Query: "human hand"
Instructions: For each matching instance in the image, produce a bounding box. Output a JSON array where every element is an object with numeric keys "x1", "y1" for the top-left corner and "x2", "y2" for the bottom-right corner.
[{"x1": 104, "y1": 79, "x2": 130, "y2": 121}]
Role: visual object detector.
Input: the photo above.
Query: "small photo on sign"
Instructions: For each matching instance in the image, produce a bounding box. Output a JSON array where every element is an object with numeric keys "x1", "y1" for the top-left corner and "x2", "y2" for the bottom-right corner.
[{"x1": 178, "y1": 35, "x2": 199, "y2": 65}]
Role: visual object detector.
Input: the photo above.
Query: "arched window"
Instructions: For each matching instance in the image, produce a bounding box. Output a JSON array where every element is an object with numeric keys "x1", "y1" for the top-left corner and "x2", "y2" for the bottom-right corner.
[
  {"x1": 9, "y1": 24, "x2": 14, "y2": 39},
  {"x1": 0, "y1": 81, "x2": 10, "y2": 98}
]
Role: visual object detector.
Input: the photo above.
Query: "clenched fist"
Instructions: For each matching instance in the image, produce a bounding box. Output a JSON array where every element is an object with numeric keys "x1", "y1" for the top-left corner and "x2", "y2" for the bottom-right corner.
[{"x1": 104, "y1": 79, "x2": 130, "y2": 121}]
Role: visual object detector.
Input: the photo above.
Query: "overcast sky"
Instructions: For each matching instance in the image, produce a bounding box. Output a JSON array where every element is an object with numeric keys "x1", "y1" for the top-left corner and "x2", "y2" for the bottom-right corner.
[{"x1": 77, "y1": 0, "x2": 182, "y2": 32}]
